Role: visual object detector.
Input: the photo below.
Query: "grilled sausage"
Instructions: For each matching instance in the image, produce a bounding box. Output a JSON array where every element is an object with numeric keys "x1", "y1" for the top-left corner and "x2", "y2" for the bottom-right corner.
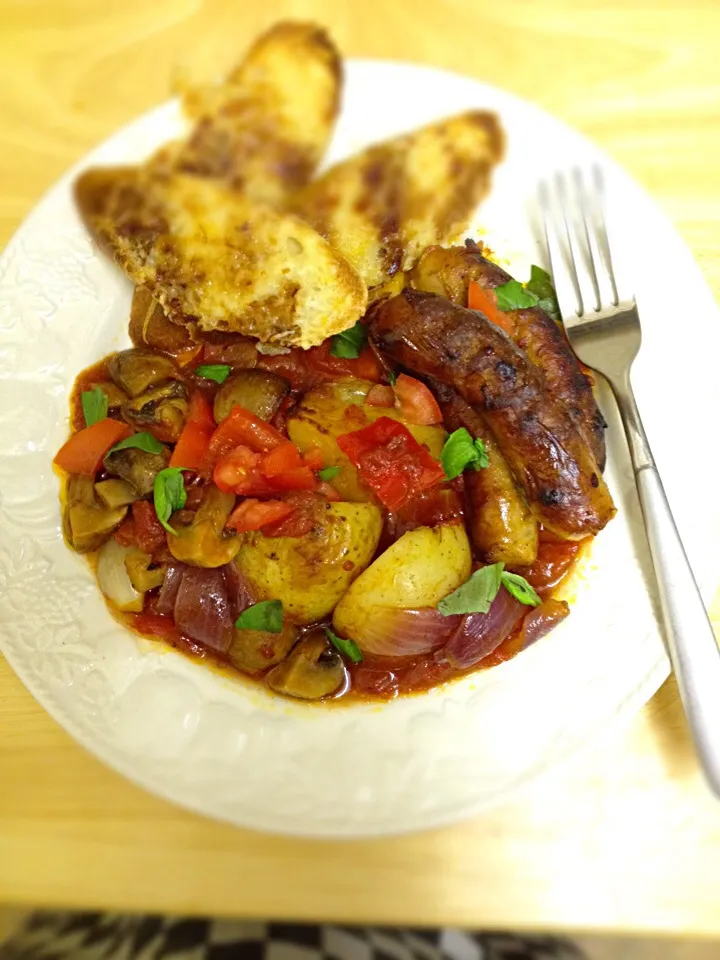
[
  {"x1": 433, "y1": 381, "x2": 538, "y2": 565},
  {"x1": 370, "y1": 290, "x2": 616, "y2": 540},
  {"x1": 410, "y1": 242, "x2": 607, "y2": 470}
]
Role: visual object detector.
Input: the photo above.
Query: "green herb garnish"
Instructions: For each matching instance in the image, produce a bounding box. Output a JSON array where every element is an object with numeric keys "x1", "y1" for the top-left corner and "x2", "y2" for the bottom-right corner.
[
  {"x1": 326, "y1": 627, "x2": 363, "y2": 663},
  {"x1": 386, "y1": 370, "x2": 398, "y2": 386},
  {"x1": 494, "y1": 278, "x2": 540, "y2": 312},
  {"x1": 439, "y1": 563, "x2": 543, "y2": 616},
  {"x1": 525, "y1": 264, "x2": 561, "y2": 322},
  {"x1": 500, "y1": 571, "x2": 542, "y2": 607},
  {"x1": 235, "y1": 600, "x2": 284, "y2": 634},
  {"x1": 329, "y1": 321, "x2": 368, "y2": 359},
  {"x1": 153, "y1": 466, "x2": 188, "y2": 535},
  {"x1": 318, "y1": 465, "x2": 341, "y2": 481},
  {"x1": 439, "y1": 563, "x2": 504, "y2": 615},
  {"x1": 108, "y1": 431, "x2": 165, "y2": 456},
  {"x1": 81, "y1": 387, "x2": 108, "y2": 427},
  {"x1": 440, "y1": 428, "x2": 489, "y2": 480},
  {"x1": 195, "y1": 364, "x2": 232, "y2": 384}
]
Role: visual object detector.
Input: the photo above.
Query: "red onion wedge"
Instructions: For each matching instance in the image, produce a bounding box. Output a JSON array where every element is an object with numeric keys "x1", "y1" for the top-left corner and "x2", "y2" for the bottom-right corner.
[
  {"x1": 439, "y1": 588, "x2": 525, "y2": 669},
  {"x1": 156, "y1": 564, "x2": 186, "y2": 617},
  {"x1": 173, "y1": 566, "x2": 235, "y2": 653},
  {"x1": 517, "y1": 598, "x2": 570, "y2": 651},
  {"x1": 354, "y1": 606, "x2": 462, "y2": 657}
]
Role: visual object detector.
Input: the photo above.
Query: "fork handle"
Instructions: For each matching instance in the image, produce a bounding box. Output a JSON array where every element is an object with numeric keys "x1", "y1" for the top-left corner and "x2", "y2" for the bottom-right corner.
[{"x1": 612, "y1": 373, "x2": 720, "y2": 795}]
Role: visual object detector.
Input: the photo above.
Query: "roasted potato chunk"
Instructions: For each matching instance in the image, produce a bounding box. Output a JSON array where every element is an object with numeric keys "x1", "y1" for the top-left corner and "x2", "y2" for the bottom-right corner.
[
  {"x1": 333, "y1": 524, "x2": 472, "y2": 644},
  {"x1": 235, "y1": 502, "x2": 382, "y2": 624}
]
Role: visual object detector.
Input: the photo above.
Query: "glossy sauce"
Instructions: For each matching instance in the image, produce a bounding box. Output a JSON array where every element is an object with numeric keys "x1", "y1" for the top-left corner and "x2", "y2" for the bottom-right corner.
[{"x1": 68, "y1": 344, "x2": 589, "y2": 704}]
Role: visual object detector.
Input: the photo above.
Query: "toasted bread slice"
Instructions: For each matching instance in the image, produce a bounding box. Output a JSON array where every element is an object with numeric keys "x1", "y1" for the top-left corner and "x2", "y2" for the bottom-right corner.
[
  {"x1": 76, "y1": 167, "x2": 367, "y2": 349},
  {"x1": 293, "y1": 111, "x2": 504, "y2": 289},
  {"x1": 151, "y1": 21, "x2": 341, "y2": 206}
]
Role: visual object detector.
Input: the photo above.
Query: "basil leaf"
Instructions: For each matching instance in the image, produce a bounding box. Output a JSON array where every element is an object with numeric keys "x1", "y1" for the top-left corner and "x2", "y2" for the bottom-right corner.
[
  {"x1": 318, "y1": 466, "x2": 341, "y2": 481},
  {"x1": 526, "y1": 265, "x2": 561, "y2": 322},
  {"x1": 235, "y1": 600, "x2": 283, "y2": 634},
  {"x1": 153, "y1": 466, "x2": 188, "y2": 535},
  {"x1": 109, "y1": 431, "x2": 165, "y2": 455},
  {"x1": 195, "y1": 363, "x2": 231, "y2": 384},
  {"x1": 386, "y1": 370, "x2": 397, "y2": 386},
  {"x1": 440, "y1": 428, "x2": 489, "y2": 480},
  {"x1": 501, "y1": 571, "x2": 542, "y2": 607},
  {"x1": 330, "y1": 321, "x2": 368, "y2": 359},
  {"x1": 438, "y1": 563, "x2": 504, "y2": 616},
  {"x1": 326, "y1": 627, "x2": 363, "y2": 663},
  {"x1": 81, "y1": 387, "x2": 108, "y2": 427},
  {"x1": 494, "y1": 278, "x2": 540, "y2": 311}
]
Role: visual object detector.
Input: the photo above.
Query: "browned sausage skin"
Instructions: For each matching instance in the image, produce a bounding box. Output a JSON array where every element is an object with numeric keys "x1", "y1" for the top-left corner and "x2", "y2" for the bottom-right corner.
[
  {"x1": 432, "y1": 381, "x2": 539, "y2": 565},
  {"x1": 410, "y1": 241, "x2": 607, "y2": 470},
  {"x1": 370, "y1": 289, "x2": 616, "y2": 540}
]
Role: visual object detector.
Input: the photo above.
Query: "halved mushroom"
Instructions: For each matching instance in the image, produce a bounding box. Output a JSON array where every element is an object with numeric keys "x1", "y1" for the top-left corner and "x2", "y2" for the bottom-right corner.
[
  {"x1": 108, "y1": 348, "x2": 179, "y2": 398},
  {"x1": 89, "y1": 380, "x2": 127, "y2": 409},
  {"x1": 121, "y1": 380, "x2": 188, "y2": 442},
  {"x1": 213, "y1": 370, "x2": 289, "y2": 423},
  {"x1": 266, "y1": 629, "x2": 347, "y2": 700},
  {"x1": 94, "y1": 478, "x2": 138, "y2": 509},
  {"x1": 125, "y1": 550, "x2": 165, "y2": 593},
  {"x1": 228, "y1": 621, "x2": 299, "y2": 674},
  {"x1": 167, "y1": 486, "x2": 240, "y2": 568},
  {"x1": 63, "y1": 474, "x2": 128, "y2": 553},
  {"x1": 103, "y1": 446, "x2": 170, "y2": 497}
]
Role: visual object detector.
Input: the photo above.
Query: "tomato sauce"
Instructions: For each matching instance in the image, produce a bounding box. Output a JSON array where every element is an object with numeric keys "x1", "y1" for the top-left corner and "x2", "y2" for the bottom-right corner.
[{"x1": 65, "y1": 339, "x2": 589, "y2": 705}]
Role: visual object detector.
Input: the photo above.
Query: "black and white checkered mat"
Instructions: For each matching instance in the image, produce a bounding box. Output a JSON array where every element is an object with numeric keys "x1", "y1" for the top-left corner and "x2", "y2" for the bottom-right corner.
[{"x1": 1, "y1": 913, "x2": 586, "y2": 960}]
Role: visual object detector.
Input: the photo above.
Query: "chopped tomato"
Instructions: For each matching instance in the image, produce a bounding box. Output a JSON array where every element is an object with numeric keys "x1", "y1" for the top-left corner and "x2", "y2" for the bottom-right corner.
[
  {"x1": 468, "y1": 281, "x2": 515, "y2": 335},
  {"x1": 203, "y1": 405, "x2": 285, "y2": 475},
  {"x1": 266, "y1": 466, "x2": 318, "y2": 491},
  {"x1": 317, "y1": 480, "x2": 342, "y2": 502},
  {"x1": 302, "y1": 446, "x2": 325, "y2": 471},
  {"x1": 394, "y1": 374, "x2": 443, "y2": 425},
  {"x1": 170, "y1": 419, "x2": 212, "y2": 471},
  {"x1": 337, "y1": 416, "x2": 445, "y2": 511},
  {"x1": 365, "y1": 384, "x2": 395, "y2": 407},
  {"x1": 188, "y1": 390, "x2": 216, "y2": 432},
  {"x1": 213, "y1": 446, "x2": 274, "y2": 497},
  {"x1": 260, "y1": 441, "x2": 303, "y2": 478},
  {"x1": 54, "y1": 418, "x2": 133, "y2": 475},
  {"x1": 226, "y1": 498, "x2": 295, "y2": 533},
  {"x1": 131, "y1": 500, "x2": 166, "y2": 553},
  {"x1": 263, "y1": 492, "x2": 325, "y2": 538},
  {"x1": 392, "y1": 486, "x2": 463, "y2": 536},
  {"x1": 114, "y1": 501, "x2": 166, "y2": 553}
]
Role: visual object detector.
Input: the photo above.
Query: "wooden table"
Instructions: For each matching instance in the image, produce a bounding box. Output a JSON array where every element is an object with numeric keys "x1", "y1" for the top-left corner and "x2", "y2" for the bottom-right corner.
[{"x1": 2, "y1": 0, "x2": 720, "y2": 937}]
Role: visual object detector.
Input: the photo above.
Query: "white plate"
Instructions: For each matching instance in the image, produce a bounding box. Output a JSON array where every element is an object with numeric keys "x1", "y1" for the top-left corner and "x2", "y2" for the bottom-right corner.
[{"x1": 1, "y1": 60, "x2": 719, "y2": 838}]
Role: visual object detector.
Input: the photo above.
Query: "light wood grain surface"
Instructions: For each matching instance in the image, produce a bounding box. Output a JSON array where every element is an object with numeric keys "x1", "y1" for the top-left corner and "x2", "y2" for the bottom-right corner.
[{"x1": 2, "y1": 0, "x2": 720, "y2": 937}]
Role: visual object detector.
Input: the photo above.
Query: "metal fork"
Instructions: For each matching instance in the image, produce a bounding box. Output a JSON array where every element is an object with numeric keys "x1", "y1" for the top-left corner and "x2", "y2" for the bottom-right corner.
[{"x1": 539, "y1": 167, "x2": 720, "y2": 796}]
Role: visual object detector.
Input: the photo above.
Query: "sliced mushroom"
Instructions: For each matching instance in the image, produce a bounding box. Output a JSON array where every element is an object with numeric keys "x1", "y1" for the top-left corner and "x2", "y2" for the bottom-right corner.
[
  {"x1": 125, "y1": 550, "x2": 165, "y2": 593},
  {"x1": 63, "y1": 474, "x2": 128, "y2": 553},
  {"x1": 94, "y1": 478, "x2": 138, "y2": 509},
  {"x1": 167, "y1": 486, "x2": 240, "y2": 568},
  {"x1": 90, "y1": 380, "x2": 127, "y2": 408},
  {"x1": 103, "y1": 446, "x2": 170, "y2": 497},
  {"x1": 108, "y1": 348, "x2": 179, "y2": 398},
  {"x1": 228, "y1": 621, "x2": 299, "y2": 674},
  {"x1": 213, "y1": 370, "x2": 289, "y2": 423},
  {"x1": 121, "y1": 380, "x2": 188, "y2": 442},
  {"x1": 266, "y1": 629, "x2": 347, "y2": 700}
]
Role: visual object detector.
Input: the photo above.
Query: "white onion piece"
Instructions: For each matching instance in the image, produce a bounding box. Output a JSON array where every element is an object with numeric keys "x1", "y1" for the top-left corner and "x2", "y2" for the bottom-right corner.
[
  {"x1": 354, "y1": 606, "x2": 461, "y2": 657},
  {"x1": 97, "y1": 539, "x2": 144, "y2": 613}
]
